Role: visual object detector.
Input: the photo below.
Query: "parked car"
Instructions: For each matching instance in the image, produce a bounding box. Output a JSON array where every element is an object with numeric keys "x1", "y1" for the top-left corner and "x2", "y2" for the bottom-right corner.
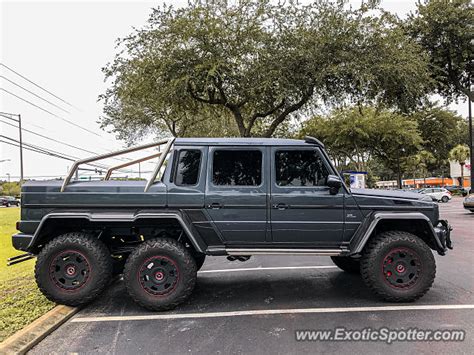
[
  {"x1": 464, "y1": 194, "x2": 474, "y2": 213},
  {"x1": 11, "y1": 137, "x2": 452, "y2": 311},
  {"x1": 1, "y1": 196, "x2": 20, "y2": 207},
  {"x1": 444, "y1": 185, "x2": 471, "y2": 196},
  {"x1": 418, "y1": 188, "x2": 452, "y2": 202}
]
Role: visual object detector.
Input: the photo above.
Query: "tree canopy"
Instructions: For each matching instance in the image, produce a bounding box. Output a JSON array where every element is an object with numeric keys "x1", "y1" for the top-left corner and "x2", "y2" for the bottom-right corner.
[
  {"x1": 101, "y1": 0, "x2": 431, "y2": 141},
  {"x1": 299, "y1": 106, "x2": 423, "y2": 186},
  {"x1": 406, "y1": 0, "x2": 473, "y2": 102}
]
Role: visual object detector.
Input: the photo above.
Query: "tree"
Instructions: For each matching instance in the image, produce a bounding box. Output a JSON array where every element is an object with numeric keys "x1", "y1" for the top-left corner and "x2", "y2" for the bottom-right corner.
[
  {"x1": 406, "y1": 0, "x2": 474, "y2": 102},
  {"x1": 449, "y1": 144, "x2": 470, "y2": 186},
  {"x1": 410, "y1": 103, "x2": 468, "y2": 174},
  {"x1": 101, "y1": 0, "x2": 431, "y2": 140},
  {"x1": 299, "y1": 106, "x2": 422, "y2": 187},
  {"x1": 417, "y1": 150, "x2": 436, "y2": 186},
  {"x1": 1, "y1": 182, "x2": 20, "y2": 196}
]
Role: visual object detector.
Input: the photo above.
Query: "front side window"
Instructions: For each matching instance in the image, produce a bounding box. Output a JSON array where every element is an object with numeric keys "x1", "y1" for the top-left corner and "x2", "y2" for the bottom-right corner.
[
  {"x1": 275, "y1": 150, "x2": 329, "y2": 187},
  {"x1": 212, "y1": 150, "x2": 262, "y2": 186},
  {"x1": 174, "y1": 150, "x2": 201, "y2": 185}
]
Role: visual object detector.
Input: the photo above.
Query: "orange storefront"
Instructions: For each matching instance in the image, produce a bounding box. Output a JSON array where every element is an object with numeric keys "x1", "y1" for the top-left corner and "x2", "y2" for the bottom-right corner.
[{"x1": 402, "y1": 177, "x2": 471, "y2": 188}]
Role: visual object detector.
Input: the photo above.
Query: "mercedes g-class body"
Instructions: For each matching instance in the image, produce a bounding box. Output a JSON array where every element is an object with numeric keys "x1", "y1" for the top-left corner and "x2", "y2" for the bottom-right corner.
[{"x1": 11, "y1": 137, "x2": 452, "y2": 310}]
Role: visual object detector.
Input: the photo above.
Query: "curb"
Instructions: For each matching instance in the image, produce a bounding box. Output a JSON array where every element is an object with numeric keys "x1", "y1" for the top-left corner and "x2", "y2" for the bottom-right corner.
[{"x1": 0, "y1": 305, "x2": 80, "y2": 354}]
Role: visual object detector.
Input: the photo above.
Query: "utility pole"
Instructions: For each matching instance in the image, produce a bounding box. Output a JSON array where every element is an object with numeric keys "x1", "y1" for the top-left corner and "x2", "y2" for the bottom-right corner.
[
  {"x1": 0, "y1": 112, "x2": 23, "y2": 183},
  {"x1": 18, "y1": 114, "x2": 24, "y2": 183}
]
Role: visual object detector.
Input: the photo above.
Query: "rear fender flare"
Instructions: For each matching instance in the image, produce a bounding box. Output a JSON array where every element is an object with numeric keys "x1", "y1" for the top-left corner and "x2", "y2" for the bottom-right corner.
[{"x1": 28, "y1": 211, "x2": 206, "y2": 253}]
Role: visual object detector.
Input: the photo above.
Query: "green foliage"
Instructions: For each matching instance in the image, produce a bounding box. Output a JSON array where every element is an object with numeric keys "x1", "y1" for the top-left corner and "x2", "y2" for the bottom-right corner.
[
  {"x1": 0, "y1": 182, "x2": 21, "y2": 197},
  {"x1": 101, "y1": 0, "x2": 431, "y2": 140},
  {"x1": 449, "y1": 144, "x2": 470, "y2": 164},
  {"x1": 300, "y1": 106, "x2": 422, "y2": 186},
  {"x1": 0, "y1": 208, "x2": 54, "y2": 341},
  {"x1": 406, "y1": 0, "x2": 474, "y2": 102},
  {"x1": 411, "y1": 103, "x2": 468, "y2": 174}
]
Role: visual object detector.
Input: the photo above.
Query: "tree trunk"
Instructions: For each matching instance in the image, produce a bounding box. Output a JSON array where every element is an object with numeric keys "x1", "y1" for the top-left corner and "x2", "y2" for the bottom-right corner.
[
  {"x1": 460, "y1": 163, "x2": 465, "y2": 187},
  {"x1": 396, "y1": 155, "x2": 402, "y2": 189}
]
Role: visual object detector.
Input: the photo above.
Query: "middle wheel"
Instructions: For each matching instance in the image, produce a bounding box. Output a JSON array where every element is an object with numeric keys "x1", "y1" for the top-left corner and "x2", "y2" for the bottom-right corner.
[{"x1": 124, "y1": 238, "x2": 197, "y2": 311}]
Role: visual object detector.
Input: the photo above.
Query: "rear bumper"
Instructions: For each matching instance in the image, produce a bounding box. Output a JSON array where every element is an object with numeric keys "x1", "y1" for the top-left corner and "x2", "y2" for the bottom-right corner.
[
  {"x1": 434, "y1": 220, "x2": 453, "y2": 253},
  {"x1": 12, "y1": 233, "x2": 33, "y2": 252}
]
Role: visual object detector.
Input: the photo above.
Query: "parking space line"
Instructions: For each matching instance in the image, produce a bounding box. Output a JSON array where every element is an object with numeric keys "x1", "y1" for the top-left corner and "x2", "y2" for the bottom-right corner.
[
  {"x1": 198, "y1": 265, "x2": 337, "y2": 274},
  {"x1": 71, "y1": 304, "x2": 474, "y2": 323}
]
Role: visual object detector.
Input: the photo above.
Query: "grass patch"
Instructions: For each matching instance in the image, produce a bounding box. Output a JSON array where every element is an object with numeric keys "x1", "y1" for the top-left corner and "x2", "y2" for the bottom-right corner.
[{"x1": 0, "y1": 208, "x2": 54, "y2": 342}]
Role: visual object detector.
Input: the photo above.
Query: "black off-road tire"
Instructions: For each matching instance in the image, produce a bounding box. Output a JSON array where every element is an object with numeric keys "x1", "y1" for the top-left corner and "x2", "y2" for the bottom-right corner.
[
  {"x1": 124, "y1": 238, "x2": 197, "y2": 311},
  {"x1": 360, "y1": 231, "x2": 436, "y2": 302},
  {"x1": 35, "y1": 232, "x2": 113, "y2": 306},
  {"x1": 331, "y1": 256, "x2": 360, "y2": 274}
]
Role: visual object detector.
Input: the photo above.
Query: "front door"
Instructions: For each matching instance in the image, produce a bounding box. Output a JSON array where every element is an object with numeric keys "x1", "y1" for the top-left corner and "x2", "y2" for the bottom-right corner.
[
  {"x1": 270, "y1": 147, "x2": 344, "y2": 247},
  {"x1": 205, "y1": 147, "x2": 268, "y2": 244}
]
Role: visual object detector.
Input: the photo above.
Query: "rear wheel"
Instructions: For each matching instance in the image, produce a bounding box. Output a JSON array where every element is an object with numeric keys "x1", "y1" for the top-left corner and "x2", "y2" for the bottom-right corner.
[
  {"x1": 124, "y1": 238, "x2": 197, "y2": 311},
  {"x1": 35, "y1": 233, "x2": 113, "y2": 306},
  {"x1": 360, "y1": 231, "x2": 435, "y2": 302},
  {"x1": 330, "y1": 256, "x2": 360, "y2": 274}
]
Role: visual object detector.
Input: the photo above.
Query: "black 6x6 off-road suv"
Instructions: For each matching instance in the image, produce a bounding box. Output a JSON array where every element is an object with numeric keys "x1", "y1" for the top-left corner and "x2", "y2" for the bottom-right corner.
[{"x1": 10, "y1": 137, "x2": 452, "y2": 310}]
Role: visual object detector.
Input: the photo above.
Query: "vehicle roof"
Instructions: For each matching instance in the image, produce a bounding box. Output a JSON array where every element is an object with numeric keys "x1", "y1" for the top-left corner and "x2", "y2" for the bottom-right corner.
[{"x1": 175, "y1": 137, "x2": 316, "y2": 146}]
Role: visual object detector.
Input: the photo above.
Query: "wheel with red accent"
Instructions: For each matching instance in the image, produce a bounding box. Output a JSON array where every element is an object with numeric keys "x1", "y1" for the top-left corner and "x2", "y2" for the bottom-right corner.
[
  {"x1": 124, "y1": 238, "x2": 197, "y2": 311},
  {"x1": 35, "y1": 232, "x2": 113, "y2": 306},
  {"x1": 360, "y1": 231, "x2": 436, "y2": 302}
]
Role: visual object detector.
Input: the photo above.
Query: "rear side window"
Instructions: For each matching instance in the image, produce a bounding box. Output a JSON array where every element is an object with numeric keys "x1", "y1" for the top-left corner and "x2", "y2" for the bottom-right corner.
[
  {"x1": 275, "y1": 150, "x2": 329, "y2": 187},
  {"x1": 212, "y1": 150, "x2": 262, "y2": 186},
  {"x1": 174, "y1": 150, "x2": 201, "y2": 185}
]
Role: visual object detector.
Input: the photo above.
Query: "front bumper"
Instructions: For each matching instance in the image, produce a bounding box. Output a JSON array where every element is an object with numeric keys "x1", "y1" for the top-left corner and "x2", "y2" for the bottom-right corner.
[
  {"x1": 12, "y1": 233, "x2": 33, "y2": 252},
  {"x1": 434, "y1": 220, "x2": 453, "y2": 253}
]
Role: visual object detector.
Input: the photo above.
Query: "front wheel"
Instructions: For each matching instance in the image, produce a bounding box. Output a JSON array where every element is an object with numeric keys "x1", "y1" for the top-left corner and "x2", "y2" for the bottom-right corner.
[
  {"x1": 124, "y1": 238, "x2": 197, "y2": 311},
  {"x1": 441, "y1": 196, "x2": 449, "y2": 203},
  {"x1": 35, "y1": 233, "x2": 113, "y2": 306},
  {"x1": 360, "y1": 231, "x2": 436, "y2": 302}
]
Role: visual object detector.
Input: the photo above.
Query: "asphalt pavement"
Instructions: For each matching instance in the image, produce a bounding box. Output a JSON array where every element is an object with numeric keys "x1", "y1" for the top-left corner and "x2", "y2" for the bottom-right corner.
[{"x1": 30, "y1": 197, "x2": 474, "y2": 354}]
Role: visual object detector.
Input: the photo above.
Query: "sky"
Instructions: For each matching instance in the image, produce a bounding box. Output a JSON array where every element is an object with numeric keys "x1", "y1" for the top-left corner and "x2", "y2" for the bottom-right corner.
[{"x1": 0, "y1": 0, "x2": 470, "y2": 181}]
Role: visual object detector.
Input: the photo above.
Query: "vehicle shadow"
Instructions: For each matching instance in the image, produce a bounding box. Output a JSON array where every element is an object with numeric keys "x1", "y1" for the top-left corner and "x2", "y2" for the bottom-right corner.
[{"x1": 84, "y1": 270, "x2": 386, "y2": 316}]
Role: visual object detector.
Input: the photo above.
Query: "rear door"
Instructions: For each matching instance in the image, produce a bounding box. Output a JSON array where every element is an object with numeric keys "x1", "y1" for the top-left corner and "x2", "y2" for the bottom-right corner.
[
  {"x1": 204, "y1": 147, "x2": 268, "y2": 244},
  {"x1": 270, "y1": 147, "x2": 344, "y2": 247}
]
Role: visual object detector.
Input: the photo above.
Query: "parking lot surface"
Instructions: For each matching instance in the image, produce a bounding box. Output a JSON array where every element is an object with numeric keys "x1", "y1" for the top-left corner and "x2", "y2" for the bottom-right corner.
[{"x1": 30, "y1": 197, "x2": 473, "y2": 354}]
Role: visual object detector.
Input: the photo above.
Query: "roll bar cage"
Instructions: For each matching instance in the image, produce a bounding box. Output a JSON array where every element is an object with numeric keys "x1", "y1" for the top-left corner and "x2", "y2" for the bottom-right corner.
[{"x1": 60, "y1": 138, "x2": 175, "y2": 192}]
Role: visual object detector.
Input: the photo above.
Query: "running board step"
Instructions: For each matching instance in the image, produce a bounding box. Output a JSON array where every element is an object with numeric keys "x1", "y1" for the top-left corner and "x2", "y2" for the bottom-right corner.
[{"x1": 226, "y1": 248, "x2": 346, "y2": 256}]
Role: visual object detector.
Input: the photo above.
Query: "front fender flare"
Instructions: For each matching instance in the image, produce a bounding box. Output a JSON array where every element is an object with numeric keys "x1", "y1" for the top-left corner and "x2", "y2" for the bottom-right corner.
[{"x1": 348, "y1": 212, "x2": 446, "y2": 255}]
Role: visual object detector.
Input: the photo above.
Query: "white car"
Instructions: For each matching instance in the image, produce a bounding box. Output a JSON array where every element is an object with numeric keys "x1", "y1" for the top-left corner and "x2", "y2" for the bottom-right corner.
[{"x1": 419, "y1": 188, "x2": 452, "y2": 202}]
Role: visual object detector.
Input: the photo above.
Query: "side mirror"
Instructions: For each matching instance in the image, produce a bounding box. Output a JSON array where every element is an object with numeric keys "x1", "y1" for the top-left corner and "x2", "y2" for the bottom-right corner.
[{"x1": 326, "y1": 175, "x2": 342, "y2": 195}]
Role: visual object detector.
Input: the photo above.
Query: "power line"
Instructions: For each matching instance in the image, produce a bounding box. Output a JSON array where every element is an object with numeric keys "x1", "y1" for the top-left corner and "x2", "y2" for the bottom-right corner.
[
  {"x1": 0, "y1": 139, "x2": 75, "y2": 162},
  {"x1": 0, "y1": 75, "x2": 71, "y2": 114},
  {"x1": 0, "y1": 88, "x2": 102, "y2": 137},
  {"x1": 0, "y1": 63, "x2": 80, "y2": 110},
  {"x1": 1, "y1": 118, "x2": 99, "y2": 155},
  {"x1": 0, "y1": 118, "x2": 145, "y2": 164},
  {"x1": 0, "y1": 135, "x2": 144, "y2": 173}
]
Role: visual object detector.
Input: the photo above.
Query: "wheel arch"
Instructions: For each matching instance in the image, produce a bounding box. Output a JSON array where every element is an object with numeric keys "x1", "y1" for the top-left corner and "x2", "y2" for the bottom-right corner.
[
  {"x1": 27, "y1": 212, "x2": 207, "y2": 254},
  {"x1": 349, "y1": 212, "x2": 446, "y2": 256}
]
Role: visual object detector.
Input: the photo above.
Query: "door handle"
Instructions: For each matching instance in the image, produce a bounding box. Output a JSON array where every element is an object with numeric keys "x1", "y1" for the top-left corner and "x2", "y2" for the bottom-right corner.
[
  {"x1": 207, "y1": 202, "x2": 222, "y2": 209},
  {"x1": 272, "y1": 203, "x2": 289, "y2": 210}
]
